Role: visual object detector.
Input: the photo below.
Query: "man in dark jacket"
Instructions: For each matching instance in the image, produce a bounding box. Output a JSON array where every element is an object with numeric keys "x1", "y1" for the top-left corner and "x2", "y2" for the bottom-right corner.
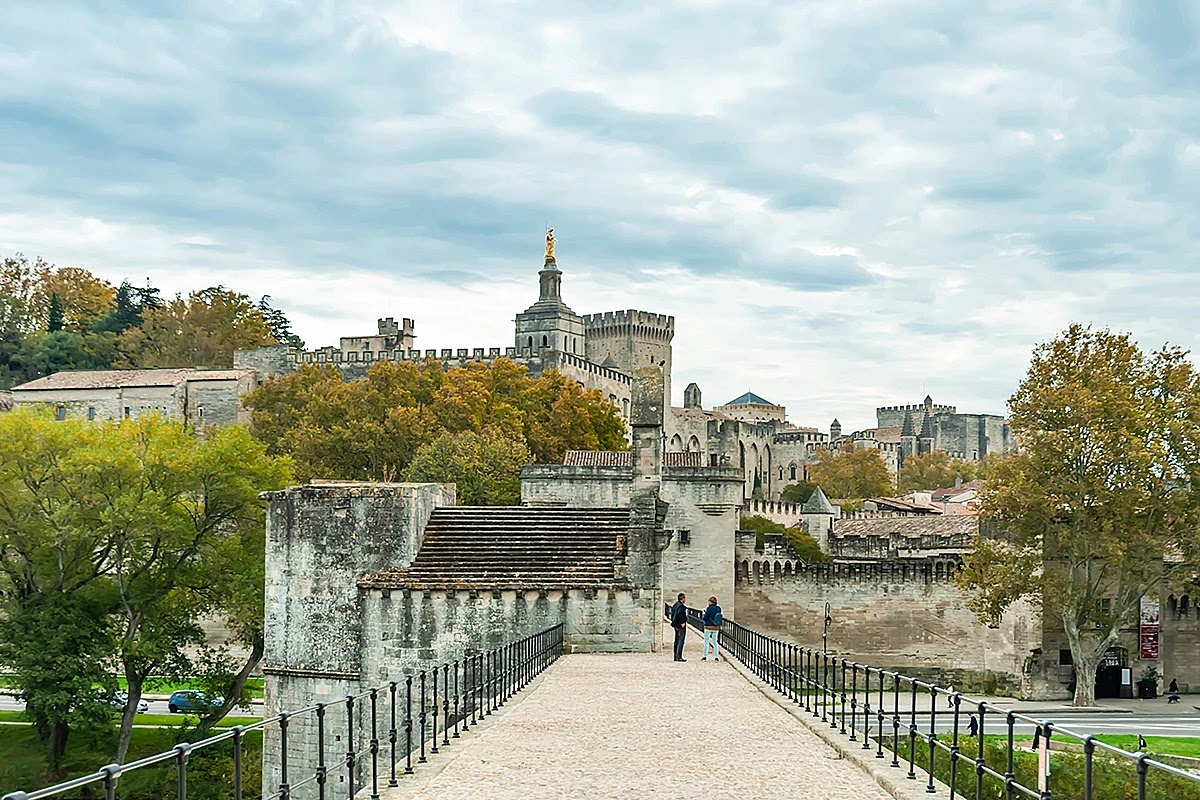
[{"x1": 670, "y1": 592, "x2": 688, "y2": 662}]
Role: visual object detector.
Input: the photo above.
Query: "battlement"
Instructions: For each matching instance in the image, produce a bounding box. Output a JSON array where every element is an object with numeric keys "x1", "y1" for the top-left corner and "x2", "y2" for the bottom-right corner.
[
  {"x1": 555, "y1": 350, "x2": 634, "y2": 385},
  {"x1": 734, "y1": 531, "x2": 963, "y2": 585},
  {"x1": 877, "y1": 403, "x2": 957, "y2": 415},
  {"x1": 583, "y1": 309, "x2": 675, "y2": 339}
]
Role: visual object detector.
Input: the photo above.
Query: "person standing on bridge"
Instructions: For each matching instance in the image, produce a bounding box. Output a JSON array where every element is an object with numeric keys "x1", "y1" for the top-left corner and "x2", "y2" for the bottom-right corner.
[
  {"x1": 671, "y1": 592, "x2": 688, "y2": 662},
  {"x1": 701, "y1": 596, "x2": 722, "y2": 662}
]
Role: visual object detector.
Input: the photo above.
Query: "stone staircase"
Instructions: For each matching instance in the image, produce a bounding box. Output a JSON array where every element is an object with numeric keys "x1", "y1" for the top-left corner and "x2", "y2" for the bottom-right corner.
[{"x1": 369, "y1": 506, "x2": 631, "y2": 589}]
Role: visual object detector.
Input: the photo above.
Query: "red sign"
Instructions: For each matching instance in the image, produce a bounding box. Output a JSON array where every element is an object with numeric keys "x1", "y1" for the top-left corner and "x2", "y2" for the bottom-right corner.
[{"x1": 1140, "y1": 628, "x2": 1160, "y2": 660}]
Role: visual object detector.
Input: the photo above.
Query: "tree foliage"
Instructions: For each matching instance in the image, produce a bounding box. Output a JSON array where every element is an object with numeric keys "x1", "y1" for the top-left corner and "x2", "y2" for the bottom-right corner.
[
  {"x1": 807, "y1": 442, "x2": 893, "y2": 500},
  {"x1": 0, "y1": 408, "x2": 291, "y2": 768},
  {"x1": 0, "y1": 254, "x2": 300, "y2": 388},
  {"x1": 779, "y1": 481, "x2": 817, "y2": 504},
  {"x1": 739, "y1": 515, "x2": 828, "y2": 562},
  {"x1": 406, "y1": 430, "x2": 531, "y2": 505},
  {"x1": 897, "y1": 451, "x2": 983, "y2": 491},
  {"x1": 119, "y1": 286, "x2": 277, "y2": 369},
  {"x1": 243, "y1": 358, "x2": 627, "y2": 496},
  {"x1": 958, "y1": 324, "x2": 1200, "y2": 706}
]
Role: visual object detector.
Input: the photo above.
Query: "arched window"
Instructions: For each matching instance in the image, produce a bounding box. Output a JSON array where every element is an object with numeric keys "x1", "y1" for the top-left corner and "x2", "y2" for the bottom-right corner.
[
  {"x1": 789, "y1": 464, "x2": 797, "y2": 480},
  {"x1": 527, "y1": 336, "x2": 533, "y2": 349},
  {"x1": 541, "y1": 335, "x2": 548, "y2": 347}
]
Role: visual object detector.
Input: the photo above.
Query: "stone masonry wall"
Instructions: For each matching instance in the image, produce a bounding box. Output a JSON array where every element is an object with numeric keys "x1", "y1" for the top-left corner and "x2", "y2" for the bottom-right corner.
[
  {"x1": 261, "y1": 482, "x2": 455, "y2": 797},
  {"x1": 733, "y1": 545, "x2": 1041, "y2": 696}
]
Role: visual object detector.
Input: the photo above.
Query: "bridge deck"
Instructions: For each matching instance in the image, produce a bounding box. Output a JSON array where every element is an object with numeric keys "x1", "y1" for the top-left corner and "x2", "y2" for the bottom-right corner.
[{"x1": 382, "y1": 628, "x2": 890, "y2": 800}]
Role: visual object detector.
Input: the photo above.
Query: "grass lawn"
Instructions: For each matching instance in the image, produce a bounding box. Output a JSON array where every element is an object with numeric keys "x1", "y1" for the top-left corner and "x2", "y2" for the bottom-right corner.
[
  {"x1": 0, "y1": 675, "x2": 266, "y2": 699},
  {"x1": 0, "y1": 709, "x2": 260, "y2": 727},
  {"x1": 0, "y1": 723, "x2": 262, "y2": 798}
]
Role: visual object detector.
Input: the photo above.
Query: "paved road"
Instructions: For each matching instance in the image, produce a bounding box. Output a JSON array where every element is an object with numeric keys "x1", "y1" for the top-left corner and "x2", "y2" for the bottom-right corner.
[
  {"x1": 380, "y1": 635, "x2": 892, "y2": 800},
  {"x1": 0, "y1": 694, "x2": 264, "y2": 716}
]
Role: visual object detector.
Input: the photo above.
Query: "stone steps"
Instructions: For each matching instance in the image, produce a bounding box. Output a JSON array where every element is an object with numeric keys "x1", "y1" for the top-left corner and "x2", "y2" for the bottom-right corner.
[{"x1": 379, "y1": 506, "x2": 631, "y2": 588}]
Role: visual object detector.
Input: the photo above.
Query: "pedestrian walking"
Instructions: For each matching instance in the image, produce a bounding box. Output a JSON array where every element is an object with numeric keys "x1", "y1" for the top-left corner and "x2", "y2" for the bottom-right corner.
[
  {"x1": 670, "y1": 592, "x2": 688, "y2": 662},
  {"x1": 701, "y1": 596, "x2": 722, "y2": 662},
  {"x1": 1168, "y1": 677, "x2": 1181, "y2": 704},
  {"x1": 967, "y1": 713, "x2": 979, "y2": 737},
  {"x1": 947, "y1": 683, "x2": 956, "y2": 708}
]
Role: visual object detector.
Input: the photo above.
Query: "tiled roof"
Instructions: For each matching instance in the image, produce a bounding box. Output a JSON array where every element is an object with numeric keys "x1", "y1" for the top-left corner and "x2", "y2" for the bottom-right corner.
[
  {"x1": 563, "y1": 450, "x2": 706, "y2": 467},
  {"x1": 723, "y1": 391, "x2": 776, "y2": 406},
  {"x1": 835, "y1": 516, "x2": 979, "y2": 538},
  {"x1": 12, "y1": 369, "x2": 252, "y2": 392}
]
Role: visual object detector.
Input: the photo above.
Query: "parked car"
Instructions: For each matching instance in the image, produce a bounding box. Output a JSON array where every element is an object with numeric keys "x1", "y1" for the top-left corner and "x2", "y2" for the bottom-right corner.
[
  {"x1": 105, "y1": 691, "x2": 150, "y2": 714},
  {"x1": 168, "y1": 689, "x2": 213, "y2": 714}
]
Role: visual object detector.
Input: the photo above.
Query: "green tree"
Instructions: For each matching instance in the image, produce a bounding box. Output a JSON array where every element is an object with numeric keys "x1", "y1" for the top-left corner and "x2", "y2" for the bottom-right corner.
[
  {"x1": 244, "y1": 357, "x2": 627, "y2": 487},
  {"x1": 779, "y1": 481, "x2": 816, "y2": 504},
  {"x1": 897, "y1": 451, "x2": 980, "y2": 491},
  {"x1": 959, "y1": 324, "x2": 1200, "y2": 706},
  {"x1": 0, "y1": 253, "x2": 47, "y2": 333},
  {"x1": 406, "y1": 429, "x2": 531, "y2": 505},
  {"x1": 119, "y1": 286, "x2": 277, "y2": 368},
  {"x1": 33, "y1": 266, "x2": 115, "y2": 332},
  {"x1": 808, "y1": 442, "x2": 893, "y2": 500},
  {"x1": 257, "y1": 295, "x2": 305, "y2": 349},
  {"x1": 46, "y1": 293, "x2": 65, "y2": 332},
  {"x1": 739, "y1": 515, "x2": 828, "y2": 562},
  {"x1": 0, "y1": 409, "x2": 291, "y2": 767}
]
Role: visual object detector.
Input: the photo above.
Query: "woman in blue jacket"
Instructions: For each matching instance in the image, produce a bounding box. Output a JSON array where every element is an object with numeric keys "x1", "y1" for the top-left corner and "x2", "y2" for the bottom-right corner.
[{"x1": 702, "y1": 596, "x2": 722, "y2": 661}]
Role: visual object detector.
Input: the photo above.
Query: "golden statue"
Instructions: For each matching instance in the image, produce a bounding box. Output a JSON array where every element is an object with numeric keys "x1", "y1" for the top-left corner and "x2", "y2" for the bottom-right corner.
[{"x1": 545, "y1": 227, "x2": 556, "y2": 260}]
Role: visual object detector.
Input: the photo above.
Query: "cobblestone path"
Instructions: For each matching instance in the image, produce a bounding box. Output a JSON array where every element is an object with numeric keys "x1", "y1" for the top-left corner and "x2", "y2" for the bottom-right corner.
[{"x1": 381, "y1": 630, "x2": 890, "y2": 800}]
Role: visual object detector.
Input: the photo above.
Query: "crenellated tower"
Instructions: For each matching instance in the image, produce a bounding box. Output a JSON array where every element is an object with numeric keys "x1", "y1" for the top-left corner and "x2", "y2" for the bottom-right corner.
[{"x1": 583, "y1": 309, "x2": 675, "y2": 410}]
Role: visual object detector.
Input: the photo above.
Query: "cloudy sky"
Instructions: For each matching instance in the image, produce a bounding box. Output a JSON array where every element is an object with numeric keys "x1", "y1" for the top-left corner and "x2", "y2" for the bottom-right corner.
[{"x1": 3, "y1": 1, "x2": 1197, "y2": 432}]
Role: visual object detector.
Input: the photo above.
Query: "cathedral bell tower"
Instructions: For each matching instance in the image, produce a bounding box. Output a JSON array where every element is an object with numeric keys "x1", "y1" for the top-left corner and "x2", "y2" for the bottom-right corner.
[{"x1": 514, "y1": 228, "x2": 586, "y2": 360}]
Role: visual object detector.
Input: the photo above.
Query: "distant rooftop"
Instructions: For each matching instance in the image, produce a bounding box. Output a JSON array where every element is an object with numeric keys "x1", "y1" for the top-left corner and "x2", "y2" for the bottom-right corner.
[
  {"x1": 723, "y1": 391, "x2": 776, "y2": 407},
  {"x1": 12, "y1": 368, "x2": 252, "y2": 392}
]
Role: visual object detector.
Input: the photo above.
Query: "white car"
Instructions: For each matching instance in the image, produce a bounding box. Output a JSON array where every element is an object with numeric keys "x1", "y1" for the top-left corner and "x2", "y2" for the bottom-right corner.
[{"x1": 106, "y1": 692, "x2": 150, "y2": 714}]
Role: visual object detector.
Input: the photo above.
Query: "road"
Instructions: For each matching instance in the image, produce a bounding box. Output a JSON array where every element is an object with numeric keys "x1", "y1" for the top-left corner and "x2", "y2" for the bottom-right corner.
[{"x1": 0, "y1": 693, "x2": 265, "y2": 717}]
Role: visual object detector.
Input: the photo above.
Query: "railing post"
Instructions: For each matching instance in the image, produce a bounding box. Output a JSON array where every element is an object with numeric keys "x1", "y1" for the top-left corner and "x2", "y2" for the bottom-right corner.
[
  {"x1": 891, "y1": 675, "x2": 901, "y2": 768},
  {"x1": 926, "y1": 685, "x2": 937, "y2": 793},
  {"x1": 949, "y1": 692, "x2": 961, "y2": 800},
  {"x1": 977, "y1": 702, "x2": 988, "y2": 800},
  {"x1": 388, "y1": 683, "x2": 399, "y2": 787},
  {"x1": 453, "y1": 660, "x2": 461, "y2": 738},
  {"x1": 1005, "y1": 711, "x2": 1016, "y2": 800},
  {"x1": 369, "y1": 689, "x2": 380, "y2": 800},
  {"x1": 233, "y1": 725, "x2": 245, "y2": 800},
  {"x1": 442, "y1": 664, "x2": 451, "y2": 746},
  {"x1": 317, "y1": 704, "x2": 328, "y2": 800},
  {"x1": 404, "y1": 676, "x2": 414, "y2": 775},
  {"x1": 907, "y1": 681, "x2": 918, "y2": 780},
  {"x1": 346, "y1": 695, "x2": 357, "y2": 799},
  {"x1": 174, "y1": 744, "x2": 190, "y2": 800},
  {"x1": 418, "y1": 673, "x2": 428, "y2": 764},
  {"x1": 840, "y1": 659, "x2": 848, "y2": 735},
  {"x1": 431, "y1": 668, "x2": 440, "y2": 755},
  {"x1": 279, "y1": 712, "x2": 290, "y2": 800}
]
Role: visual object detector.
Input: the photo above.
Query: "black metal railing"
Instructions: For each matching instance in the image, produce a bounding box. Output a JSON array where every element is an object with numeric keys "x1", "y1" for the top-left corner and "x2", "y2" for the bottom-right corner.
[
  {"x1": 667, "y1": 605, "x2": 1200, "y2": 800},
  {"x1": 3, "y1": 623, "x2": 564, "y2": 800}
]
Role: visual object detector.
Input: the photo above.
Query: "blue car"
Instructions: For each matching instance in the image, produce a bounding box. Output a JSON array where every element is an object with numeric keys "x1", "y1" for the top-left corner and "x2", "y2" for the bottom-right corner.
[{"x1": 168, "y1": 690, "x2": 212, "y2": 714}]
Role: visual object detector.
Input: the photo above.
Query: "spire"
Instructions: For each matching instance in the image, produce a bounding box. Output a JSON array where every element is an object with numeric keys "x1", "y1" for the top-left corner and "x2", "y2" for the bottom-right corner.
[
  {"x1": 801, "y1": 486, "x2": 836, "y2": 514},
  {"x1": 924, "y1": 394, "x2": 934, "y2": 409},
  {"x1": 901, "y1": 409, "x2": 915, "y2": 437},
  {"x1": 919, "y1": 412, "x2": 933, "y2": 438}
]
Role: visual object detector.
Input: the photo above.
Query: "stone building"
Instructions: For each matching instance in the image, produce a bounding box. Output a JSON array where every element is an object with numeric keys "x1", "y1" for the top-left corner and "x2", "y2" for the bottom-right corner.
[
  {"x1": 733, "y1": 505, "x2": 1200, "y2": 701},
  {"x1": 877, "y1": 395, "x2": 1015, "y2": 463},
  {"x1": 236, "y1": 233, "x2": 673, "y2": 420},
  {"x1": 8, "y1": 368, "x2": 257, "y2": 426}
]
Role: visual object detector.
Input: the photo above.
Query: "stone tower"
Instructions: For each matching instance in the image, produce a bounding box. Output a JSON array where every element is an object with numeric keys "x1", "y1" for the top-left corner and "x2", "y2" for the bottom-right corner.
[
  {"x1": 514, "y1": 238, "x2": 586, "y2": 357},
  {"x1": 583, "y1": 310, "x2": 675, "y2": 410},
  {"x1": 800, "y1": 486, "x2": 837, "y2": 553},
  {"x1": 918, "y1": 411, "x2": 935, "y2": 456},
  {"x1": 683, "y1": 382, "x2": 702, "y2": 409},
  {"x1": 830, "y1": 418, "x2": 842, "y2": 439}
]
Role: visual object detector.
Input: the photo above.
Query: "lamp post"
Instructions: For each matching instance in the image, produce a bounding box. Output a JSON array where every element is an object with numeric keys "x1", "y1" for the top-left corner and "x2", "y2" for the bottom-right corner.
[{"x1": 822, "y1": 602, "x2": 832, "y2": 654}]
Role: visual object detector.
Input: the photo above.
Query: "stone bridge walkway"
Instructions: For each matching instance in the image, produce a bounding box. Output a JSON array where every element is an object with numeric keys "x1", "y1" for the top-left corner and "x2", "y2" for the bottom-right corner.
[{"x1": 381, "y1": 628, "x2": 890, "y2": 800}]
